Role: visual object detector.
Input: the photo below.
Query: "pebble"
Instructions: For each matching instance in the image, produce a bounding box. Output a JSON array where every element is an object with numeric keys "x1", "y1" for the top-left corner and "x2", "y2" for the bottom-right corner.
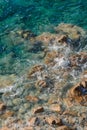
[
  {"x1": 19, "y1": 106, "x2": 26, "y2": 114},
  {"x1": 2, "y1": 110, "x2": 14, "y2": 119},
  {"x1": 0, "y1": 102, "x2": 6, "y2": 111},
  {"x1": 49, "y1": 104, "x2": 61, "y2": 113},
  {"x1": 23, "y1": 126, "x2": 34, "y2": 130},
  {"x1": 25, "y1": 95, "x2": 39, "y2": 102},
  {"x1": 29, "y1": 117, "x2": 40, "y2": 126},
  {"x1": 0, "y1": 127, "x2": 11, "y2": 130},
  {"x1": 13, "y1": 98, "x2": 22, "y2": 105},
  {"x1": 45, "y1": 116, "x2": 63, "y2": 126},
  {"x1": 56, "y1": 125, "x2": 74, "y2": 130},
  {"x1": 33, "y1": 106, "x2": 44, "y2": 114}
]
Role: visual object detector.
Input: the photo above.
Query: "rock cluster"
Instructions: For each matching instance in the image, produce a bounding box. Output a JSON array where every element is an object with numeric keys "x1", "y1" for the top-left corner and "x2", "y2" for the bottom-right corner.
[{"x1": 0, "y1": 23, "x2": 87, "y2": 129}]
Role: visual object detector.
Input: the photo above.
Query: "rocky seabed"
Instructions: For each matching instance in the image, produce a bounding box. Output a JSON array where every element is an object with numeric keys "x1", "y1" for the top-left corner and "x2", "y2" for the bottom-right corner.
[{"x1": 0, "y1": 23, "x2": 87, "y2": 130}]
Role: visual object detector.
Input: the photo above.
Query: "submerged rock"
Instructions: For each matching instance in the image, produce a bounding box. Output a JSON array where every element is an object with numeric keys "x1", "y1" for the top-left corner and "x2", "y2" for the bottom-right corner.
[
  {"x1": 25, "y1": 95, "x2": 39, "y2": 102},
  {"x1": 33, "y1": 106, "x2": 44, "y2": 114},
  {"x1": 28, "y1": 64, "x2": 45, "y2": 78},
  {"x1": 56, "y1": 125, "x2": 74, "y2": 130},
  {"x1": 16, "y1": 29, "x2": 36, "y2": 40},
  {"x1": 45, "y1": 116, "x2": 63, "y2": 126},
  {"x1": 67, "y1": 78, "x2": 87, "y2": 105},
  {"x1": 55, "y1": 23, "x2": 86, "y2": 40},
  {"x1": 0, "y1": 74, "x2": 16, "y2": 90},
  {"x1": 1, "y1": 110, "x2": 14, "y2": 119},
  {"x1": 0, "y1": 23, "x2": 87, "y2": 129},
  {"x1": 54, "y1": 23, "x2": 87, "y2": 49},
  {"x1": 0, "y1": 127, "x2": 10, "y2": 130},
  {"x1": 0, "y1": 102, "x2": 6, "y2": 111},
  {"x1": 49, "y1": 104, "x2": 61, "y2": 113},
  {"x1": 29, "y1": 117, "x2": 40, "y2": 126},
  {"x1": 35, "y1": 80, "x2": 47, "y2": 88}
]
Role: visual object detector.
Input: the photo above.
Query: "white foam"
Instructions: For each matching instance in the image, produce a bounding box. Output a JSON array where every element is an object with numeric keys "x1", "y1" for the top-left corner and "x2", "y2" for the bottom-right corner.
[
  {"x1": 48, "y1": 44, "x2": 64, "y2": 51},
  {"x1": 54, "y1": 57, "x2": 70, "y2": 68}
]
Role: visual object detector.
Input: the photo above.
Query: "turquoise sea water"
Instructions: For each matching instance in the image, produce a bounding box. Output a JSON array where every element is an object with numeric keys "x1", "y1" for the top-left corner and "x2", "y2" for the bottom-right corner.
[{"x1": 0, "y1": 0, "x2": 87, "y2": 34}]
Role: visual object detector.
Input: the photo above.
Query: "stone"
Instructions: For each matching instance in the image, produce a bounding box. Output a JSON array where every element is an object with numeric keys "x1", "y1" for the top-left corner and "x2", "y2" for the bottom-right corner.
[
  {"x1": 67, "y1": 78, "x2": 87, "y2": 106},
  {"x1": 23, "y1": 103, "x2": 30, "y2": 109},
  {"x1": 56, "y1": 125, "x2": 74, "y2": 130},
  {"x1": 35, "y1": 80, "x2": 47, "y2": 88},
  {"x1": 19, "y1": 106, "x2": 26, "y2": 114},
  {"x1": 55, "y1": 23, "x2": 86, "y2": 41},
  {"x1": 25, "y1": 95, "x2": 39, "y2": 102},
  {"x1": 29, "y1": 117, "x2": 40, "y2": 126},
  {"x1": 16, "y1": 30, "x2": 36, "y2": 39},
  {"x1": 2, "y1": 111, "x2": 14, "y2": 119},
  {"x1": 22, "y1": 33, "x2": 29, "y2": 39},
  {"x1": 44, "y1": 51, "x2": 58, "y2": 65},
  {"x1": 69, "y1": 52, "x2": 87, "y2": 68},
  {"x1": 0, "y1": 74, "x2": 16, "y2": 89},
  {"x1": 28, "y1": 65, "x2": 44, "y2": 78},
  {"x1": 16, "y1": 30, "x2": 23, "y2": 35},
  {"x1": 57, "y1": 34, "x2": 68, "y2": 43},
  {"x1": 63, "y1": 98, "x2": 73, "y2": 108},
  {"x1": 24, "y1": 127, "x2": 34, "y2": 130},
  {"x1": 36, "y1": 32, "x2": 55, "y2": 45},
  {"x1": 63, "y1": 110, "x2": 78, "y2": 117},
  {"x1": 33, "y1": 106, "x2": 44, "y2": 114},
  {"x1": 83, "y1": 70, "x2": 87, "y2": 78},
  {"x1": 13, "y1": 98, "x2": 22, "y2": 105},
  {"x1": 0, "y1": 102, "x2": 6, "y2": 111},
  {"x1": 36, "y1": 32, "x2": 68, "y2": 47},
  {"x1": 45, "y1": 116, "x2": 62, "y2": 126},
  {"x1": 0, "y1": 127, "x2": 10, "y2": 130},
  {"x1": 49, "y1": 104, "x2": 61, "y2": 112}
]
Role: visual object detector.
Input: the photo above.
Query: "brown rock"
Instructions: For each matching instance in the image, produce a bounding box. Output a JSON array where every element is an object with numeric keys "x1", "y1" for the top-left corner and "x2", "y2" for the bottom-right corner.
[
  {"x1": 36, "y1": 32, "x2": 55, "y2": 45},
  {"x1": 17, "y1": 30, "x2": 36, "y2": 39},
  {"x1": 0, "y1": 102, "x2": 6, "y2": 111},
  {"x1": 49, "y1": 104, "x2": 61, "y2": 112},
  {"x1": 83, "y1": 70, "x2": 87, "y2": 77},
  {"x1": 63, "y1": 110, "x2": 78, "y2": 116},
  {"x1": 0, "y1": 74, "x2": 16, "y2": 89},
  {"x1": 24, "y1": 127, "x2": 34, "y2": 130},
  {"x1": 29, "y1": 117, "x2": 39, "y2": 126},
  {"x1": 33, "y1": 106, "x2": 44, "y2": 114},
  {"x1": 35, "y1": 80, "x2": 47, "y2": 88},
  {"x1": 63, "y1": 98, "x2": 73, "y2": 108},
  {"x1": 67, "y1": 78, "x2": 87, "y2": 106},
  {"x1": 46, "y1": 116, "x2": 62, "y2": 126},
  {"x1": 44, "y1": 51, "x2": 58, "y2": 65},
  {"x1": 2, "y1": 111, "x2": 14, "y2": 119},
  {"x1": 36, "y1": 32, "x2": 68, "y2": 47},
  {"x1": 0, "y1": 127, "x2": 10, "y2": 130},
  {"x1": 69, "y1": 52, "x2": 87, "y2": 67},
  {"x1": 56, "y1": 125, "x2": 73, "y2": 130},
  {"x1": 25, "y1": 95, "x2": 39, "y2": 102},
  {"x1": 57, "y1": 35, "x2": 67, "y2": 43},
  {"x1": 28, "y1": 65, "x2": 44, "y2": 78},
  {"x1": 55, "y1": 23, "x2": 86, "y2": 41}
]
